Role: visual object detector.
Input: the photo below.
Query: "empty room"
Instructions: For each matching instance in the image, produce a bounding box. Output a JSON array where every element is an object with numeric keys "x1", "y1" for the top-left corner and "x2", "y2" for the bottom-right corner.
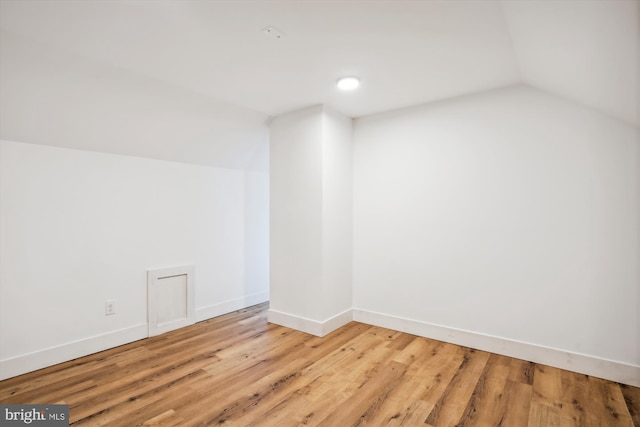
[{"x1": 0, "y1": 0, "x2": 638, "y2": 425}]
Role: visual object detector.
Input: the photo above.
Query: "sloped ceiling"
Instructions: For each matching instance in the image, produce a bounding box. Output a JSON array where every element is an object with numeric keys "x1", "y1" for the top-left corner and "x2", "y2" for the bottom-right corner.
[
  {"x1": 503, "y1": 0, "x2": 638, "y2": 126},
  {"x1": 0, "y1": 0, "x2": 637, "y2": 167}
]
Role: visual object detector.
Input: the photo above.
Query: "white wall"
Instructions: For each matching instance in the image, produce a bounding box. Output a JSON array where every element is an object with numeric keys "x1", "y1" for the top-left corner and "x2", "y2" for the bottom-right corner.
[
  {"x1": 269, "y1": 106, "x2": 352, "y2": 334},
  {"x1": 244, "y1": 169, "x2": 270, "y2": 300},
  {"x1": 0, "y1": 140, "x2": 269, "y2": 379},
  {"x1": 0, "y1": 27, "x2": 270, "y2": 379},
  {"x1": 353, "y1": 86, "x2": 639, "y2": 382},
  {"x1": 321, "y1": 108, "x2": 353, "y2": 319},
  {"x1": 269, "y1": 106, "x2": 325, "y2": 321}
]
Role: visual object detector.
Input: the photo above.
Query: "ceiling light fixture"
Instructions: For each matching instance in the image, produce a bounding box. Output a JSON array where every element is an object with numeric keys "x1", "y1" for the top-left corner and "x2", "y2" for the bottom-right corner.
[{"x1": 337, "y1": 76, "x2": 360, "y2": 91}]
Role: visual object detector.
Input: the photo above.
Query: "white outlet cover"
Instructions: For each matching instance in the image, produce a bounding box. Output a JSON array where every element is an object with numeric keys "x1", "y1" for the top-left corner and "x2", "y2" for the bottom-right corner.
[{"x1": 105, "y1": 300, "x2": 116, "y2": 315}]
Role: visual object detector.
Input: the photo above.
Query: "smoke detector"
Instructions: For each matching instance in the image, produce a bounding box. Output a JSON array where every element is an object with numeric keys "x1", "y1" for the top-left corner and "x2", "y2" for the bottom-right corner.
[{"x1": 262, "y1": 26, "x2": 285, "y2": 40}]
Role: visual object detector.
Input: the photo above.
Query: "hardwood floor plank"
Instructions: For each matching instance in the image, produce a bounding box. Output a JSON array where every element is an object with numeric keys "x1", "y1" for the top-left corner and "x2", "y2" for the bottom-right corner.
[
  {"x1": 140, "y1": 409, "x2": 184, "y2": 426},
  {"x1": 586, "y1": 376, "x2": 634, "y2": 427},
  {"x1": 621, "y1": 384, "x2": 640, "y2": 427},
  {"x1": 500, "y1": 380, "x2": 533, "y2": 426},
  {"x1": 508, "y1": 357, "x2": 535, "y2": 385},
  {"x1": 384, "y1": 331, "x2": 416, "y2": 351},
  {"x1": 365, "y1": 378, "x2": 432, "y2": 426},
  {"x1": 193, "y1": 358, "x2": 313, "y2": 425},
  {"x1": 403, "y1": 341, "x2": 466, "y2": 406},
  {"x1": 81, "y1": 385, "x2": 202, "y2": 426},
  {"x1": 532, "y1": 363, "x2": 564, "y2": 408},
  {"x1": 384, "y1": 399, "x2": 433, "y2": 427},
  {"x1": 0, "y1": 302, "x2": 637, "y2": 427},
  {"x1": 528, "y1": 402, "x2": 562, "y2": 427},
  {"x1": 70, "y1": 365, "x2": 209, "y2": 423},
  {"x1": 559, "y1": 370, "x2": 595, "y2": 426},
  {"x1": 423, "y1": 348, "x2": 491, "y2": 426},
  {"x1": 457, "y1": 353, "x2": 512, "y2": 426},
  {"x1": 315, "y1": 360, "x2": 408, "y2": 427}
]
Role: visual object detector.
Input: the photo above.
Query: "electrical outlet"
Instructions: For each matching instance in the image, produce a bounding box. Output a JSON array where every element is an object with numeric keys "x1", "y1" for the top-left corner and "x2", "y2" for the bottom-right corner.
[{"x1": 105, "y1": 300, "x2": 116, "y2": 316}]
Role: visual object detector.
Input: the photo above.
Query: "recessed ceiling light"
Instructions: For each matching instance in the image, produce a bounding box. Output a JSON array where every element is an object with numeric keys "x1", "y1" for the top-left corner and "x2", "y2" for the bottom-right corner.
[{"x1": 337, "y1": 76, "x2": 360, "y2": 91}]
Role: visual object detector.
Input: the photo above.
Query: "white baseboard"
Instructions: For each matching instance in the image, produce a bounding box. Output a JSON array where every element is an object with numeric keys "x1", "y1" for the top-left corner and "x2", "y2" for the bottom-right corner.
[
  {"x1": 267, "y1": 308, "x2": 353, "y2": 337},
  {"x1": 353, "y1": 308, "x2": 640, "y2": 387},
  {"x1": 321, "y1": 309, "x2": 354, "y2": 336},
  {"x1": 0, "y1": 292, "x2": 270, "y2": 381},
  {"x1": 4, "y1": 301, "x2": 637, "y2": 387},
  {"x1": 195, "y1": 291, "x2": 269, "y2": 322},
  {"x1": 0, "y1": 323, "x2": 148, "y2": 381}
]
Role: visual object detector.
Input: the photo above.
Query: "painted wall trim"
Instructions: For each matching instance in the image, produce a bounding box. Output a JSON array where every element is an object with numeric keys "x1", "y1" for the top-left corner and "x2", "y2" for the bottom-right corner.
[
  {"x1": 268, "y1": 310, "x2": 323, "y2": 336},
  {"x1": 0, "y1": 323, "x2": 148, "y2": 381},
  {"x1": 267, "y1": 308, "x2": 353, "y2": 337},
  {"x1": 148, "y1": 265, "x2": 196, "y2": 337},
  {"x1": 4, "y1": 302, "x2": 636, "y2": 386},
  {"x1": 321, "y1": 308, "x2": 354, "y2": 336},
  {"x1": 196, "y1": 291, "x2": 269, "y2": 322},
  {"x1": 353, "y1": 308, "x2": 640, "y2": 387},
  {"x1": 0, "y1": 294, "x2": 270, "y2": 380}
]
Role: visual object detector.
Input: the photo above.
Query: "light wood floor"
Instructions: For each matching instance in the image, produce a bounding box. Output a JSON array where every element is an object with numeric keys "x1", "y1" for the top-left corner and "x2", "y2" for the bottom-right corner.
[{"x1": 1, "y1": 303, "x2": 638, "y2": 426}]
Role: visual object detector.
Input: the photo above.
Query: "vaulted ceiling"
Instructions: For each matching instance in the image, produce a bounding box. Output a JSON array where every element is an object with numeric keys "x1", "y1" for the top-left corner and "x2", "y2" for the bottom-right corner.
[{"x1": 0, "y1": 0, "x2": 637, "y2": 167}]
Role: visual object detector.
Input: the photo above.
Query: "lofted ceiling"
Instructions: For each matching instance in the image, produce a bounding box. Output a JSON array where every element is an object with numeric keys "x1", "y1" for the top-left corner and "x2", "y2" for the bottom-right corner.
[{"x1": 0, "y1": 0, "x2": 637, "y2": 168}]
